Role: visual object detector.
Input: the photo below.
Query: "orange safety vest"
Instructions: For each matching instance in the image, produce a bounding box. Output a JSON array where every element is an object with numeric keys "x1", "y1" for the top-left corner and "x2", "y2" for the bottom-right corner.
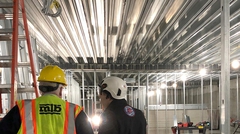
[{"x1": 16, "y1": 95, "x2": 83, "y2": 134}]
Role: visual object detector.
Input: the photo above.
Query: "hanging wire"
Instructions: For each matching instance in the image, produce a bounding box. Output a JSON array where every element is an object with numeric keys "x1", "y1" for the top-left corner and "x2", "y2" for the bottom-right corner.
[{"x1": 41, "y1": 0, "x2": 62, "y2": 17}]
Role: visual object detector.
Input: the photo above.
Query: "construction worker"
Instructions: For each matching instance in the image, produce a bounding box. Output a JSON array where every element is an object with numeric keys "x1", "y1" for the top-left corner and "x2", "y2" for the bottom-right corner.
[
  {"x1": 0, "y1": 65, "x2": 94, "y2": 134},
  {"x1": 98, "y1": 76, "x2": 147, "y2": 134}
]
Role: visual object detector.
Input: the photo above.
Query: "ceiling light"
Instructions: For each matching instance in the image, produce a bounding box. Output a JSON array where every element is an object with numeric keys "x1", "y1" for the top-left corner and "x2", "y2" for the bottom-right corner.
[
  {"x1": 231, "y1": 60, "x2": 240, "y2": 69},
  {"x1": 199, "y1": 68, "x2": 207, "y2": 76},
  {"x1": 165, "y1": 0, "x2": 184, "y2": 23},
  {"x1": 160, "y1": 83, "x2": 167, "y2": 89},
  {"x1": 172, "y1": 83, "x2": 177, "y2": 88},
  {"x1": 181, "y1": 74, "x2": 187, "y2": 81},
  {"x1": 148, "y1": 91, "x2": 155, "y2": 97},
  {"x1": 156, "y1": 89, "x2": 161, "y2": 95}
]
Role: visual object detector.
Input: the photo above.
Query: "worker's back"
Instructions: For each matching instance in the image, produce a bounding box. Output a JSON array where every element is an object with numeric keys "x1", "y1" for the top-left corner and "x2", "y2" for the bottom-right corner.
[
  {"x1": 98, "y1": 99, "x2": 147, "y2": 134},
  {"x1": 16, "y1": 94, "x2": 82, "y2": 134}
]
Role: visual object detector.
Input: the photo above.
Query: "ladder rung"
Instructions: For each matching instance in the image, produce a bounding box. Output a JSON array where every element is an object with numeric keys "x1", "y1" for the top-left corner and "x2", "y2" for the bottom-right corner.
[
  {"x1": 0, "y1": 35, "x2": 26, "y2": 41},
  {"x1": 0, "y1": 84, "x2": 34, "y2": 92},
  {"x1": 0, "y1": 28, "x2": 13, "y2": 34},
  {"x1": 0, "y1": 84, "x2": 29, "y2": 90},
  {"x1": 0, "y1": 56, "x2": 12, "y2": 60},
  {"x1": 0, "y1": 3, "x2": 13, "y2": 8},
  {"x1": 0, "y1": 14, "x2": 22, "y2": 19},
  {"x1": 17, "y1": 88, "x2": 35, "y2": 93},
  {"x1": 0, "y1": 62, "x2": 30, "y2": 67}
]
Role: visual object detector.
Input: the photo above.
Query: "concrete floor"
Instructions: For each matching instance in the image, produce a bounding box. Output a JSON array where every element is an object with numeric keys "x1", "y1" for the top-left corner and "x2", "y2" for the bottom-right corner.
[
  {"x1": 94, "y1": 130, "x2": 221, "y2": 134},
  {"x1": 177, "y1": 130, "x2": 220, "y2": 134},
  {"x1": 94, "y1": 127, "x2": 239, "y2": 134},
  {"x1": 150, "y1": 129, "x2": 221, "y2": 134}
]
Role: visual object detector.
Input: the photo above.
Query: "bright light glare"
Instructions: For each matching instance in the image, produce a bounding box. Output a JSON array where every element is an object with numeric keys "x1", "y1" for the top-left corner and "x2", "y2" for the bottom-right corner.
[
  {"x1": 232, "y1": 60, "x2": 240, "y2": 69},
  {"x1": 148, "y1": 91, "x2": 155, "y2": 97},
  {"x1": 0, "y1": 25, "x2": 2, "y2": 29},
  {"x1": 91, "y1": 115, "x2": 101, "y2": 126},
  {"x1": 199, "y1": 68, "x2": 207, "y2": 76},
  {"x1": 160, "y1": 83, "x2": 167, "y2": 89},
  {"x1": 172, "y1": 83, "x2": 177, "y2": 88},
  {"x1": 156, "y1": 89, "x2": 161, "y2": 95},
  {"x1": 181, "y1": 75, "x2": 187, "y2": 81},
  {"x1": 88, "y1": 117, "x2": 92, "y2": 122}
]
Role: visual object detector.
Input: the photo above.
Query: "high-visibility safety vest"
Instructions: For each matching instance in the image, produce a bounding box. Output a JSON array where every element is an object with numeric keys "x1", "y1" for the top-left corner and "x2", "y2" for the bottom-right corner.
[{"x1": 16, "y1": 94, "x2": 83, "y2": 134}]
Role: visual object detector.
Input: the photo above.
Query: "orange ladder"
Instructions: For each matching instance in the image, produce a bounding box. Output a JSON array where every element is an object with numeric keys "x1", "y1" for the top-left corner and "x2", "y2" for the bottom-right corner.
[{"x1": 0, "y1": 0, "x2": 39, "y2": 109}]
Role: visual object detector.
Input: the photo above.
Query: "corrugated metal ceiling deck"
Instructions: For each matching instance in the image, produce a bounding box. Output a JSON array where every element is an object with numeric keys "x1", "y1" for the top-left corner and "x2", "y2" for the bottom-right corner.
[{"x1": 1, "y1": 0, "x2": 240, "y2": 86}]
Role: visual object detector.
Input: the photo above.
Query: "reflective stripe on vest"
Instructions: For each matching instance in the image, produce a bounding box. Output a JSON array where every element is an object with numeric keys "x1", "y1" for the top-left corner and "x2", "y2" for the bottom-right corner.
[{"x1": 16, "y1": 98, "x2": 82, "y2": 134}]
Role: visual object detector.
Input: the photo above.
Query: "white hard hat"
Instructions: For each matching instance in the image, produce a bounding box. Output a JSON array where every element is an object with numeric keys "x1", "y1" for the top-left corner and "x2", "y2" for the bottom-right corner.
[{"x1": 99, "y1": 76, "x2": 127, "y2": 99}]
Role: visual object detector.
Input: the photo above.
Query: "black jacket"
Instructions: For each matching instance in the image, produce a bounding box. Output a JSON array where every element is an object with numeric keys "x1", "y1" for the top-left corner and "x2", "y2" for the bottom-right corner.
[
  {"x1": 98, "y1": 99, "x2": 147, "y2": 134},
  {"x1": 0, "y1": 101, "x2": 93, "y2": 134}
]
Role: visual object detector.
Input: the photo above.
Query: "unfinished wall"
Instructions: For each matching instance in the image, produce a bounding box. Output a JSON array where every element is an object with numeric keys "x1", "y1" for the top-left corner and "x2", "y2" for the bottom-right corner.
[
  {"x1": 134, "y1": 77, "x2": 240, "y2": 134},
  {"x1": 148, "y1": 109, "x2": 209, "y2": 134}
]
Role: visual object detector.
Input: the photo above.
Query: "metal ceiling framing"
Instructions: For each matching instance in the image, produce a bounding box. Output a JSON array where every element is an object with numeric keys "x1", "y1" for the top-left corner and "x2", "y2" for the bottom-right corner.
[{"x1": 0, "y1": 0, "x2": 240, "y2": 86}]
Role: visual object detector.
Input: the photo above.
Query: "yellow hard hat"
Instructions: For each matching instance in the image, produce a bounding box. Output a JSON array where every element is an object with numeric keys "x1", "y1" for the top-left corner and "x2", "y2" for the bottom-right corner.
[{"x1": 38, "y1": 65, "x2": 67, "y2": 86}]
